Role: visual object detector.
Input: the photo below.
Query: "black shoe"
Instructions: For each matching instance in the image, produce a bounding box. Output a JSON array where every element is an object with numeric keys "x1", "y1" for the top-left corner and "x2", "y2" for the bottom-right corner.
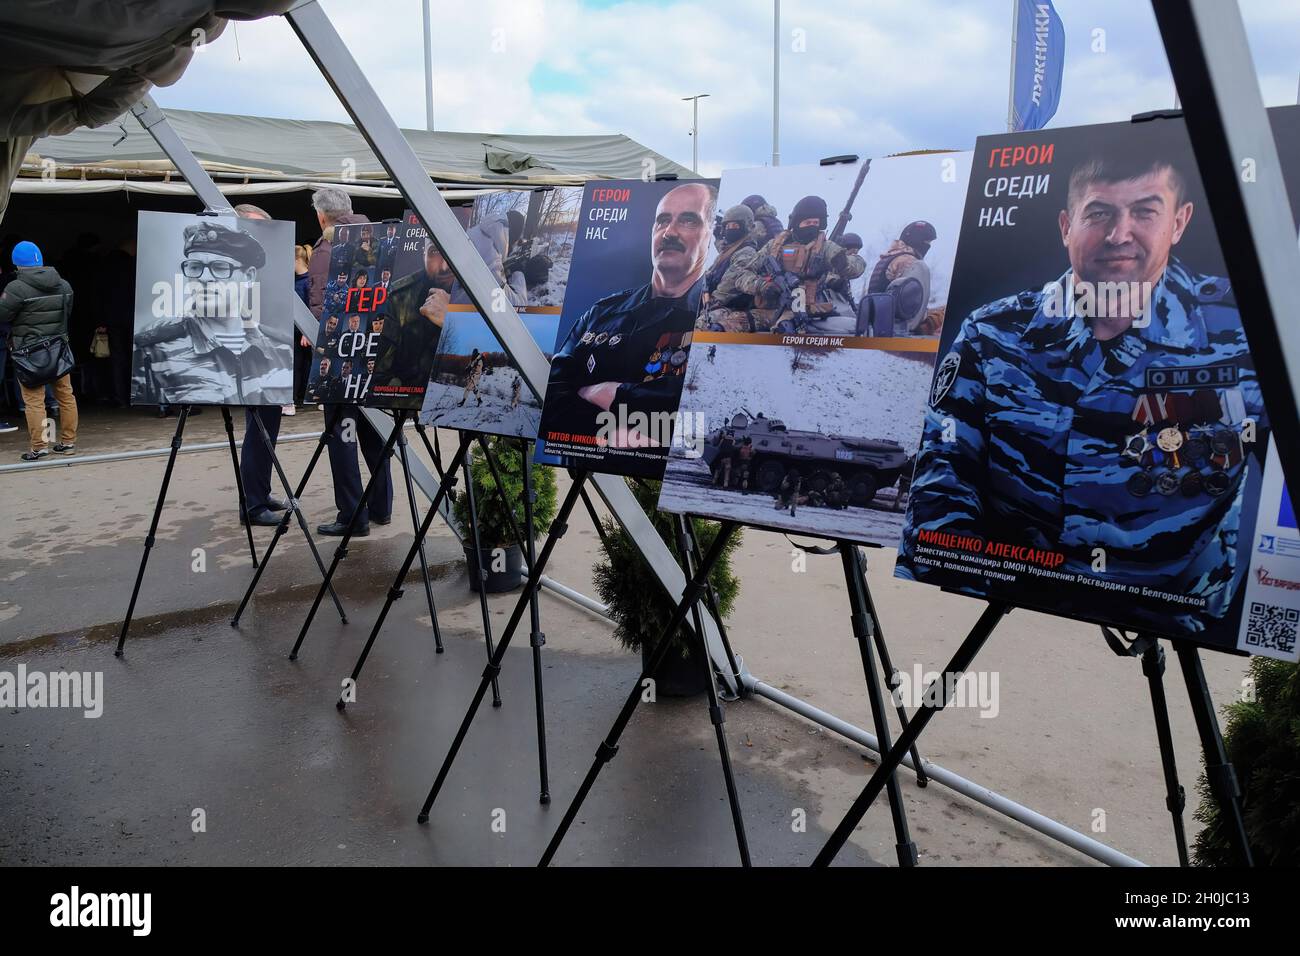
[
  {"x1": 371, "y1": 514, "x2": 392, "y2": 526},
  {"x1": 0, "y1": 421, "x2": 17, "y2": 433},
  {"x1": 266, "y1": 496, "x2": 288, "y2": 512},
  {"x1": 53, "y1": 442, "x2": 76, "y2": 455},
  {"x1": 20, "y1": 449, "x2": 49, "y2": 462},
  {"x1": 317, "y1": 521, "x2": 368, "y2": 537},
  {"x1": 242, "y1": 508, "x2": 281, "y2": 527}
]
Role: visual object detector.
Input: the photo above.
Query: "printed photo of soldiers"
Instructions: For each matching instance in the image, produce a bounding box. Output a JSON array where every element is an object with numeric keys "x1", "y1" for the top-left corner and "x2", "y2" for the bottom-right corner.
[
  {"x1": 738, "y1": 193, "x2": 866, "y2": 334},
  {"x1": 657, "y1": 153, "x2": 971, "y2": 545},
  {"x1": 131, "y1": 212, "x2": 294, "y2": 407},
  {"x1": 304, "y1": 215, "x2": 445, "y2": 410},
  {"x1": 368, "y1": 233, "x2": 450, "y2": 405},
  {"x1": 538, "y1": 179, "x2": 719, "y2": 477},
  {"x1": 859, "y1": 220, "x2": 941, "y2": 337},
  {"x1": 897, "y1": 119, "x2": 1277, "y2": 643}
]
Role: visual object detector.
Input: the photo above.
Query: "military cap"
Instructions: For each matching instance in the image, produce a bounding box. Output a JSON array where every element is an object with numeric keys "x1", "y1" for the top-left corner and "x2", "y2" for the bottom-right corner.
[{"x1": 183, "y1": 221, "x2": 267, "y2": 268}]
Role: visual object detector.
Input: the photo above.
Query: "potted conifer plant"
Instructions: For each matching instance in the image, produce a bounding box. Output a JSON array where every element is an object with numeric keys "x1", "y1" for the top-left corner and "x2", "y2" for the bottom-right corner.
[
  {"x1": 591, "y1": 478, "x2": 741, "y2": 696},
  {"x1": 452, "y1": 437, "x2": 557, "y2": 593}
]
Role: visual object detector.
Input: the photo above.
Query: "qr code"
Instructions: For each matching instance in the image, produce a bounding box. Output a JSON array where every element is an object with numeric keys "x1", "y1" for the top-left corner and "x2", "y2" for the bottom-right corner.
[{"x1": 1246, "y1": 602, "x2": 1299, "y2": 654}]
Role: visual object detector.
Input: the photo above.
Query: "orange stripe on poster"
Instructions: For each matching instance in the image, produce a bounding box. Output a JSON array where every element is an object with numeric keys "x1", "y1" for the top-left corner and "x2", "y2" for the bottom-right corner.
[{"x1": 692, "y1": 331, "x2": 940, "y2": 353}]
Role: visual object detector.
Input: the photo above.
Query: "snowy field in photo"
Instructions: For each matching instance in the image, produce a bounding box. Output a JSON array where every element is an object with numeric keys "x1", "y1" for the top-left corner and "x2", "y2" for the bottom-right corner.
[
  {"x1": 658, "y1": 342, "x2": 933, "y2": 546},
  {"x1": 420, "y1": 365, "x2": 542, "y2": 438}
]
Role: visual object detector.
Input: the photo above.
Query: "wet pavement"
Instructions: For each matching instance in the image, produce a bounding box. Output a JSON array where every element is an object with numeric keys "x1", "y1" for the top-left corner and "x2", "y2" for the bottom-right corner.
[{"x1": 0, "y1": 405, "x2": 1250, "y2": 866}]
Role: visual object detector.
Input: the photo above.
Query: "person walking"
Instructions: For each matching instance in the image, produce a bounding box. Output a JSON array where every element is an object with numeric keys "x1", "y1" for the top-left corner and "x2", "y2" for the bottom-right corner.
[{"x1": 0, "y1": 241, "x2": 78, "y2": 460}]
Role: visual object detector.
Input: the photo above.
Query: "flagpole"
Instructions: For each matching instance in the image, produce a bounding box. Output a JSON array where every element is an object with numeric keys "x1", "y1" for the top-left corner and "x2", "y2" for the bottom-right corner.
[{"x1": 1006, "y1": 0, "x2": 1019, "y2": 132}]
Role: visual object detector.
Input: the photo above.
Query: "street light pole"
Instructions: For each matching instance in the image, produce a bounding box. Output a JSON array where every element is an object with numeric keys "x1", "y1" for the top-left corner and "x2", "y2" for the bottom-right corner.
[
  {"x1": 422, "y1": 0, "x2": 434, "y2": 130},
  {"x1": 683, "y1": 93, "x2": 709, "y2": 173},
  {"x1": 773, "y1": 0, "x2": 780, "y2": 165}
]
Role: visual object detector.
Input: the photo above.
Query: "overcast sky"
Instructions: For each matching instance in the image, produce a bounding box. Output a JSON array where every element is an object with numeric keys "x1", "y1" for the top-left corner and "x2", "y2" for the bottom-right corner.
[{"x1": 152, "y1": 0, "x2": 1300, "y2": 176}]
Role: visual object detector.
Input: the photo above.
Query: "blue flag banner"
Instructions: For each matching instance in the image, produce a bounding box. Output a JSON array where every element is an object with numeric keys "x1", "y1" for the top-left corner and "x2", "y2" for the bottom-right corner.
[{"x1": 1012, "y1": 0, "x2": 1065, "y2": 131}]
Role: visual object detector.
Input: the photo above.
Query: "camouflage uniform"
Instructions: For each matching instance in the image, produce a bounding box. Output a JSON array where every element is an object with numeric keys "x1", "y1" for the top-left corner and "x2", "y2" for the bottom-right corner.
[
  {"x1": 898, "y1": 259, "x2": 1265, "y2": 634},
  {"x1": 132, "y1": 315, "x2": 292, "y2": 406},
  {"x1": 460, "y1": 353, "x2": 486, "y2": 406},
  {"x1": 734, "y1": 230, "x2": 865, "y2": 332}
]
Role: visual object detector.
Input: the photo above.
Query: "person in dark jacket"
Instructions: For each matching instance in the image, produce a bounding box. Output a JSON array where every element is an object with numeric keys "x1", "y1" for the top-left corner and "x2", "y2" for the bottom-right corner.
[
  {"x1": 308, "y1": 188, "x2": 392, "y2": 536},
  {"x1": 0, "y1": 241, "x2": 78, "y2": 460}
]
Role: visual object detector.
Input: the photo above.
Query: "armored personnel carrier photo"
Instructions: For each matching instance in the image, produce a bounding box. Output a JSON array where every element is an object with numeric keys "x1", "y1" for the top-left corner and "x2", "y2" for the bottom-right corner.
[{"x1": 701, "y1": 411, "x2": 912, "y2": 505}]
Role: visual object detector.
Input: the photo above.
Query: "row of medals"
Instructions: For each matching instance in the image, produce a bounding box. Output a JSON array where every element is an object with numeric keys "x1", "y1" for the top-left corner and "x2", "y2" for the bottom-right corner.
[{"x1": 1123, "y1": 423, "x2": 1238, "y2": 498}]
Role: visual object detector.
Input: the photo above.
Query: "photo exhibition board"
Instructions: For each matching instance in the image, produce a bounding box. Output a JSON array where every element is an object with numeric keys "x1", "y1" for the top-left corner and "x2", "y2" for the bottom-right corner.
[
  {"x1": 656, "y1": 152, "x2": 973, "y2": 546},
  {"x1": 304, "y1": 211, "x2": 465, "y2": 411},
  {"x1": 894, "y1": 106, "x2": 1300, "y2": 660},
  {"x1": 534, "y1": 177, "x2": 721, "y2": 478},
  {"x1": 132, "y1": 209, "x2": 294, "y2": 407},
  {"x1": 418, "y1": 187, "x2": 583, "y2": 439}
]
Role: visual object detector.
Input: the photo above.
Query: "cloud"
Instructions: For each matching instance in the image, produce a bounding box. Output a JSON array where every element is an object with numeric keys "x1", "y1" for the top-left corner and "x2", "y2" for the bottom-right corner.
[{"x1": 151, "y1": 0, "x2": 1299, "y2": 177}]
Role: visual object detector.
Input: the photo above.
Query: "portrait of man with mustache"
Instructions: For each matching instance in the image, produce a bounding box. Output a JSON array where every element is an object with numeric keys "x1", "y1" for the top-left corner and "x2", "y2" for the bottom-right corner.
[{"x1": 542, "y1": 180, "x2": 718, "y2": 461}]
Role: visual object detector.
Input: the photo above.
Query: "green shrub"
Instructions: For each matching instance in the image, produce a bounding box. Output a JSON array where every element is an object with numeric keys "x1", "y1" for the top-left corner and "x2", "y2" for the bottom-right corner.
[
  {"x1": 450, "y1": 437, "x2": 558, "y2": 547},
  {"x1": 1192, "y1": 656, "x2": 1300, "y2": 866},
  {"x1": 591, "y1": 478, "x2": 741, "y2": 659}
]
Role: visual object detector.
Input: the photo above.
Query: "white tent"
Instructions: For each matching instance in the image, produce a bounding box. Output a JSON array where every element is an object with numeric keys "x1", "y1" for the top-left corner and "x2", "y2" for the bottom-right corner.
[{"x1": 22, "y1": 107, "x2": 692, "y2": 192}]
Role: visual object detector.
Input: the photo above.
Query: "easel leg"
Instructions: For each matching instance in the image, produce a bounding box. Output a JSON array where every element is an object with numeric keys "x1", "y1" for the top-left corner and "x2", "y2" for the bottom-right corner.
[
  {"x1": 116, "y1": 406, "x2": 190, "y2": 657},
  {"x1": 232, "y1": 406, "x2": 342, "y2": 626},
  {"x1": 681, "y1": 516, "x2": 744, "y2": 696},
  {"x1": 854, "y1": 552, "x2": 929, "y2": 787},
  {"x1": 840, "y1": 542, "x2": 918, "y2": 867},
  {"x1": 221, "y1": 406, "x2": 259, "y2": 569},
  {"x1": 478, "y1": 436, "x2": 551, "y2": 802},
  {"x1": 1174, "y1": 642, "x2": 1254, "y2": 867},
  {"x1": 289, "y1": 409, "x2": 408, "y2": 660},
  {"x1": 538, "y1": 522, "x2": 742, "y2": 867},
  {"x1": 415, "y1": 422, "x2": 446, "y2": 482},
  {"x1": 520, "y1": 439, "x2": 550, "y2": 804},
  {"x1": 338, "y1": 434, "x2": 472, "y2": 705},
  {"x1": 812, "y1": 600, "x2": 1011, "y2": 867},
  {"x1": 675, "y1": 516, "x2": 751, "y2": 865},
  {"x1": 253, "y1": 409, "x2": 348, "y2": 623},
  {"x1": 1138, "y1": 639, "x2": 1190, "y2": 866},
  {"x1": 397, "y1": 424, "x2": 444, "y2": 653},
  {"x1": 417, "y1": 472, "x2": 590, "y2": 822},
  {"x1": 462, "y1": 435, "x2": 503, "y2": 707}
]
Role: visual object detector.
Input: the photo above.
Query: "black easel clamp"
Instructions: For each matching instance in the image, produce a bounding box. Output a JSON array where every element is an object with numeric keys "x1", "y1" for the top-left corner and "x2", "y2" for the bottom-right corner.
[
  {"x1": 530, "y1": 629, "x2": 546, "y2": 648},
  {"x1": 482, "y1": 661, "x2": 502, "y2": 681},
  {"x1": 709, "y1": 703, "x2": 725, "y2": 727},
  {"x1": 387, "y1": 586, "x2": 405, "y2": 601},
  {"x1": 550, "y1": 520, "x2": 568, "y2": 538},
  {"x1": 595, "y1": 740, "x2": 619, "y2": 763}
]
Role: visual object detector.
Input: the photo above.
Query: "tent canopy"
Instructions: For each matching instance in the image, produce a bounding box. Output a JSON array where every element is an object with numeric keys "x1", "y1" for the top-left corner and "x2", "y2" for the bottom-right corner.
[{"x1": 26, "y1": 106, "x2": 694, "y2": 188}]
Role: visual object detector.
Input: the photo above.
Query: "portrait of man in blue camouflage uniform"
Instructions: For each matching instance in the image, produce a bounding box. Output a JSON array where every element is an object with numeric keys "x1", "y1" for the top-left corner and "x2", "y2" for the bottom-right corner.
[
  {"x1": 132, "y1": 218, "x2": 293, "y2": 407},
  {"x1": 898, "y1": 147, "x2": 1266, "y2": 636}
]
